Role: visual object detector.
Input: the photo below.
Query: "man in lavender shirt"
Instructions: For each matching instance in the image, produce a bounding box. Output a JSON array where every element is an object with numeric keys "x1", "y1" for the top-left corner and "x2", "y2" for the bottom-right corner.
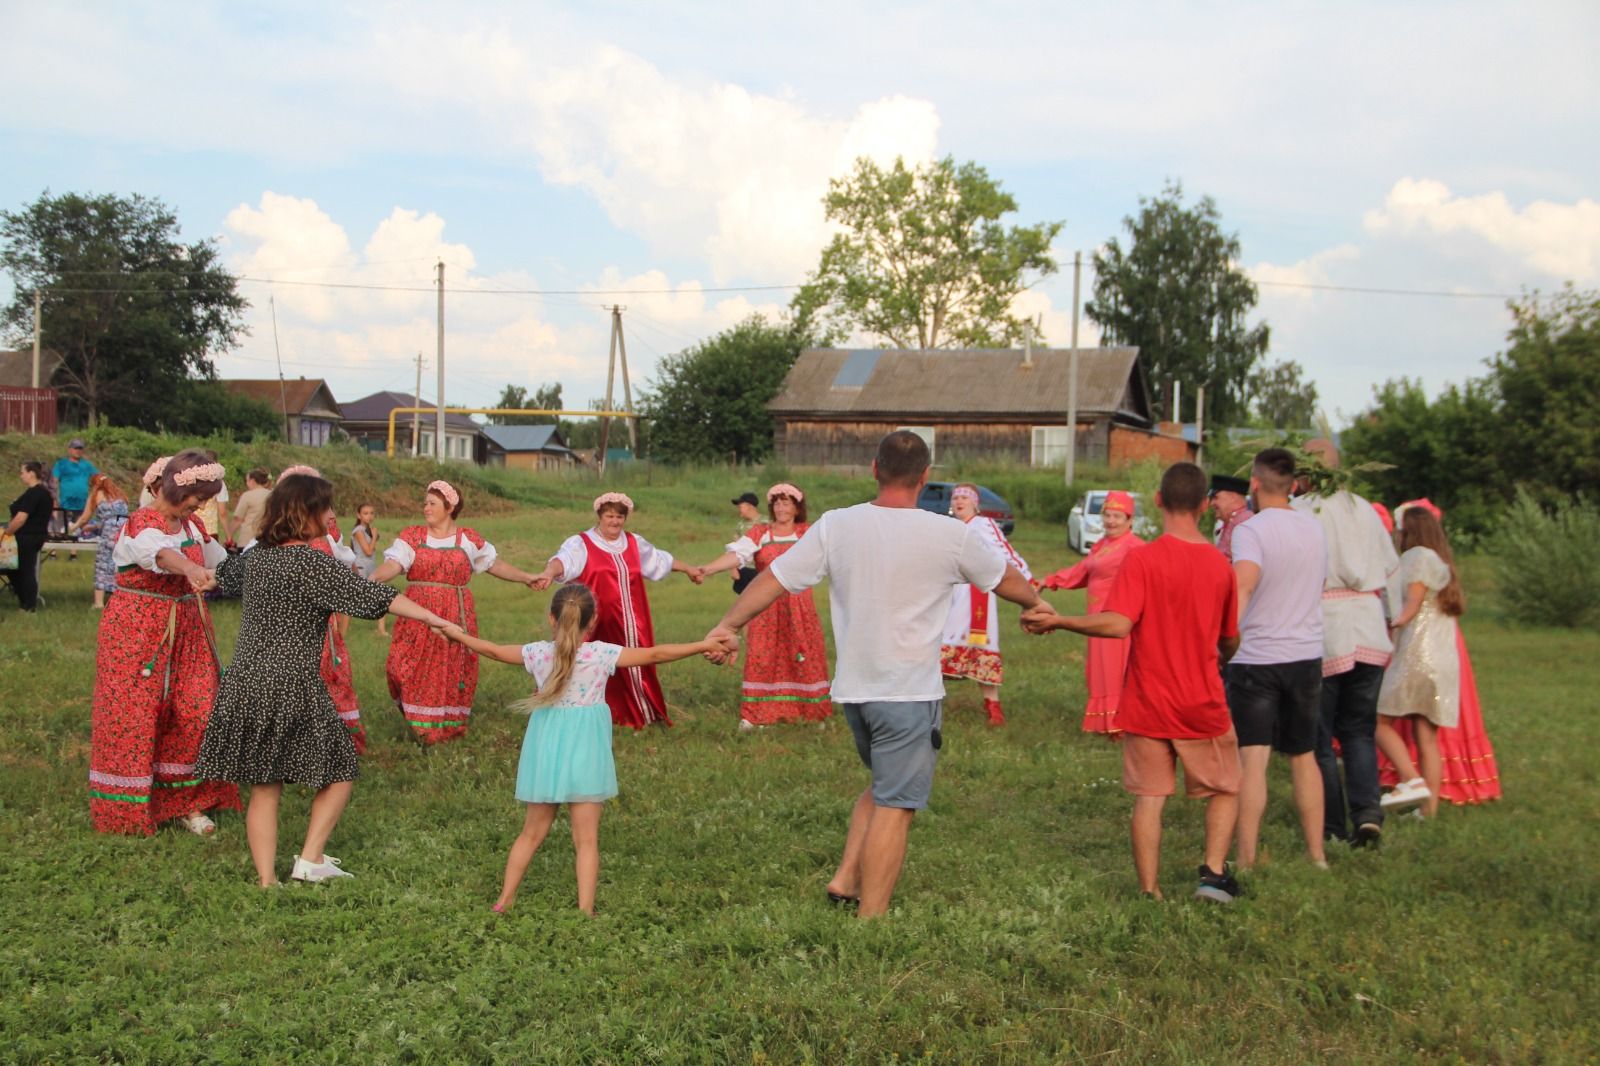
[{"x1": 1226, "y1": 447, "x2": 1329, "y2": 869}]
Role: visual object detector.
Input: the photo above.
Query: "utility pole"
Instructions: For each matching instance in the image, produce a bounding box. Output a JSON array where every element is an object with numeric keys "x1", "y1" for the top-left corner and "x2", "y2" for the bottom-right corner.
[
  {"x1": 598, "y1": 306, "x2": 620, "y2": 476},
  {"x1": 1195, "y1": 385, "x2": 1206, "y2": 467},
  {"x1": 1066, "y1": 250, "x2": 1081, "y2": 487},
  {"x1": 411, "y1": 351, "x2": 424, "y2": 457},
  {"x1": 31, "y1": 289, "x2": 41, "y2": 388},
  {"x1": 270, "y1": 295, "x2": 292, "y2": 442},
  {"x1": 435, "y1": 261, "x2": 445, "y2": 462},
  {"x1": 613, "y1": 305, "x2": 637, "y2": 454}
]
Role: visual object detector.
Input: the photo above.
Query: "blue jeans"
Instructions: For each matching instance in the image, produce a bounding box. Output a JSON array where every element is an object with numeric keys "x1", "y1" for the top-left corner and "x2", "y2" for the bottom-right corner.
[{"x1": 1316, "y1": 663, "x2": 1385, "y2": 839}]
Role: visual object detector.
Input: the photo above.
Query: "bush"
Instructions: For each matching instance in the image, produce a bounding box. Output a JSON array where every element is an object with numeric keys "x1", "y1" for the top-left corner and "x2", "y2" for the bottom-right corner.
[{"x1": 1487, "y1": 488, "x2": 1600, "y2": 629}]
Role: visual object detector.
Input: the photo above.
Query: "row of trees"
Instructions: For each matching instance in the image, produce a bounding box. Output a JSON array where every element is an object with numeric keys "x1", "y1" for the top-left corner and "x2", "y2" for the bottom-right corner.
[
  {"x1": 1342, "y1": 286, "x2": 1600, "y2": 539},
  {"x1": 2, "y1": 191, "x2": 274, "y2": 436}
]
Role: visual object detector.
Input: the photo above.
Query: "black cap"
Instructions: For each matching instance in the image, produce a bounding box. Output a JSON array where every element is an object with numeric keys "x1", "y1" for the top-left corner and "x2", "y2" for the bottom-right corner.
[
  {"x1": 731, "y1": 492, "x2": 760, "y2": 507},
  {"x1": 1209, "y1": 474, "x2": 1249, "y2": 497}
]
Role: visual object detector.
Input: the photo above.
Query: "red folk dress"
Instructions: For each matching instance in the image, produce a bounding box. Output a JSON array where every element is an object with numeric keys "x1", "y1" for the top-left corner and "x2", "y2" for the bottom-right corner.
[
  {"x1": 1039, "y1": 531, "x2": 1144, "y2": 733},
  {"x1": 89, "y1": 508, "x2": 241, "y2": 834},
  {"x1": 730, "y1": 523, "x2": 831, "y2": 724},
  {"x1": 567, "y1": 530, "x2": 670, "y2": 729},
  {"x1": 384, "y1": 525, "x2": 490, "y2": 744},
  {"x1": 940, "y1": 517, "x2": 1030, "y2": 687},
  {"x1": 311, "y1": 534, "x2": 366, "y2": 754}
]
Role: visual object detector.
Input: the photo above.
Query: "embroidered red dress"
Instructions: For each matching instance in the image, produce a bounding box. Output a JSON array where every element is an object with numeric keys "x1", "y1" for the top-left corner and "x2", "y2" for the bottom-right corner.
[
  {"x1": 311, "y1": 534, "x2": 366, "y2": 754},
  {"x1": 728, "y1": 523, "x2": 831, "y2": 724},
  {"x1": 940, "y1": 517, "x2": 1030, "y2": 687},
  {"x1": 88, "y1": 508, "x2": 241, "y2": 834},
  {"x1": 557, "y1": 529, "x2": 671, "y2": 729},
  {"x1": 384, "y1": 525, "x2": 493, "y2": 744},
  {"x1": 1039, "y1": 531, "x2": 1144, "y2": 733}
]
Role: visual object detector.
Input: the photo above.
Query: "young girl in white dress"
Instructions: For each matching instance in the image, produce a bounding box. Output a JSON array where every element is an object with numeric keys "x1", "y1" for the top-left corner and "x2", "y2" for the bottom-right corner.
[
  {"x1": 1375, "y1": 507, "x2": 1464, "y2": 819},
  {"x1": 442, "y1": 584, "x2": 724, "y2": 915}
]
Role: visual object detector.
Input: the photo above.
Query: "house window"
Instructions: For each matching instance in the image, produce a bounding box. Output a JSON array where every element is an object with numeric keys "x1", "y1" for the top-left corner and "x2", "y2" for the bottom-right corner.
[
  {"x1": 897, "y1": 426, "x2": 936, "y2": 464},
  {"x1": 1031, "y1": 426, "x2": 1073, "y2": 467}
]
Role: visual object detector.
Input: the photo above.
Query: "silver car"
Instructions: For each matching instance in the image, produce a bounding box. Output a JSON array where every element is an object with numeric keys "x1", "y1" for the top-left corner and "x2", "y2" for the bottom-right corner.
[{"x1": 1067, "y1": 490, "x2": 1153, "y2": 553}]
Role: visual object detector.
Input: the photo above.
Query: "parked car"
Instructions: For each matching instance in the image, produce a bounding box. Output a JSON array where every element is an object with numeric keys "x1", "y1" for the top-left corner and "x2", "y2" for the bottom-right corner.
[
  {"x1": 917, "y1": 481, "x2": 1015, "y2": 535},
  {"x1": 1067, "y1": 490, "x2": 1156, "y2": 553}
]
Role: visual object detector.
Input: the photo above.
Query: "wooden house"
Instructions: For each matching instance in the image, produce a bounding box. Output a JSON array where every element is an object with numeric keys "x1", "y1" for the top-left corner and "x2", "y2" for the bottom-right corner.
[
  {"x1": 767, "y1": 347, "x2": 1195, "y2": 468},
  {"x1": 482, "y1": 424, "x2": 578, "y2": 470},
  {"x1": 221, "y1": 378, "x2": 345, "y2": 447}
]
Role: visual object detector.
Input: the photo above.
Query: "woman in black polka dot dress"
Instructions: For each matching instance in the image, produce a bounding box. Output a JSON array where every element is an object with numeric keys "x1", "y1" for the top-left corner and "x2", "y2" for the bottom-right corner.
[{"x1": 196, "y1": 473, "x2": 451, "y2": 887}]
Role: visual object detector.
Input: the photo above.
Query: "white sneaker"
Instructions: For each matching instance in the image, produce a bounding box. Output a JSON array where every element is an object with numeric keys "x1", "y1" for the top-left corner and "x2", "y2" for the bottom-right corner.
[
  {"x1": 1380, "y1": 778, "x2": 1432, "y2": 810},
  {"x1": 290, "y1": 853, "x2": 353, "y2": 883}
]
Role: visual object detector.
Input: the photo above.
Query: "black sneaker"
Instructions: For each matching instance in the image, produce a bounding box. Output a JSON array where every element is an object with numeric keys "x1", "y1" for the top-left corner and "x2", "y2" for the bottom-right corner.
[
  {"x1": 1194, "y1": 864, "x2": 1241, "y2": 904},
  {"x1": 1352, "y1": 822, "x2": 1382, "y2": 849}
]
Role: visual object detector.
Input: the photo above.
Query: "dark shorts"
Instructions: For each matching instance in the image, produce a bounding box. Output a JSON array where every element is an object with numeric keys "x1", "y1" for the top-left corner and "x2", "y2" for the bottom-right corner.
[
  {"x1": 842, "y1": 700, "x2": 942, "y2": 809},
  {"x1": 1227, "y1": 658, "x2": 1323, "y2": 754}
]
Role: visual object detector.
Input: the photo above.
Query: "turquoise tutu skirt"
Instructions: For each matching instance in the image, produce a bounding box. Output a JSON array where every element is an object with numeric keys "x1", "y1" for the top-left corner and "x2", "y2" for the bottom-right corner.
[{"x1": 515, "y1": 702, "x2": 618, "y2": 804}]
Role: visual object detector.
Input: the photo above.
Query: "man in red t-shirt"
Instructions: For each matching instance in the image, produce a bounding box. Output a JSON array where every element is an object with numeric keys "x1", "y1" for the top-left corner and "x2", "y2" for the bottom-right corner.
[{"x1": 1025, "y1": 462, "x2": 1243, "y2": 902}]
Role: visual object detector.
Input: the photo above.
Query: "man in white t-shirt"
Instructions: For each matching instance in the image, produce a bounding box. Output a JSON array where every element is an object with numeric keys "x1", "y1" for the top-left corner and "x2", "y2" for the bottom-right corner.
[
  {"x1": 707, "y1": 431, "x2": 1041, "y2": 918},
  {"x1": 1227, "y1": 447, "x2": 1329, "y2": 870}
]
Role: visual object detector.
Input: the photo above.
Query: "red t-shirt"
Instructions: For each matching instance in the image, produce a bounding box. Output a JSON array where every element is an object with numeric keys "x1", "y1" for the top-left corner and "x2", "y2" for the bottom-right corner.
[{"x1": 1103, "y1": 535, "x2": 1239, "y2": 739}]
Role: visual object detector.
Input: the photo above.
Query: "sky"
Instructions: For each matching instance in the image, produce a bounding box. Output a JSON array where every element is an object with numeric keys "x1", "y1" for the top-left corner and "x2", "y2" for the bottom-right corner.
[{"x1": 4, "y1": 1, "x2": 1597, "y2": 425}]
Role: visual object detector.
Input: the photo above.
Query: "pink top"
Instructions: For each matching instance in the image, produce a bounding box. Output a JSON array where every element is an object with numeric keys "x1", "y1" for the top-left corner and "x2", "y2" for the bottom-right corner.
[{"x1": 1040, "y1": 531, "x2": 1143, "y2": 612}]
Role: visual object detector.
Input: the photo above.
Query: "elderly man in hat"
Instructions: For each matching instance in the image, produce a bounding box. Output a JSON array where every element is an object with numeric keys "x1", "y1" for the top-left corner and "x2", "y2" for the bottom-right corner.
[
  {"x1": 52, "y1": 438, "x2": 98, "y2": 560},
  {"x1": 1209, "y1": 474, "x2": 1253, "y2": 561}
]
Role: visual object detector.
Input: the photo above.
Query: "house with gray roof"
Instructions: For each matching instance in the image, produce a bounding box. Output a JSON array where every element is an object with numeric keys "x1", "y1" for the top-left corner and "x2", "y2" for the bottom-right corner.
[
  {"x1": 482, "y1": 424, "x2": 578, "y2": 470},
  {"x1": 767, "y1": 347, "x2": 1194, "y2": 468}
]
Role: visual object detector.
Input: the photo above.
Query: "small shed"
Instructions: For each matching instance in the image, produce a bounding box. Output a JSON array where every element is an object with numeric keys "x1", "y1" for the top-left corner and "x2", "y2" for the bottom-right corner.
[
  {"x1": 767, "y1": 347, "x2": 1195, "y2": 468},
  {"x1": 482, "y1": 424, "x2": 577, "y2": 470},
  {"x1": 0, "y1": 348, "x2": 64, "y2": 434},
  {"x1": 221, "y1": 378, "x2": 344, "y2": 447}
]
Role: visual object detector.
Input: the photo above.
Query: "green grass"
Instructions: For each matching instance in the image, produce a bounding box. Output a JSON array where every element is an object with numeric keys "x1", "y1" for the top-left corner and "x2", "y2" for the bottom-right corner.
[{"x1": 2, "y1": 487, "x2": 1597, "y2": 1063}]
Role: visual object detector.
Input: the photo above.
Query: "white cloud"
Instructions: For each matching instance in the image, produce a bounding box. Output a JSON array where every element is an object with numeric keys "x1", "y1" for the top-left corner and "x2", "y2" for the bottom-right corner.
[{"x1": 1363, "y1": 178, "x2": 1600, "y2": 284}]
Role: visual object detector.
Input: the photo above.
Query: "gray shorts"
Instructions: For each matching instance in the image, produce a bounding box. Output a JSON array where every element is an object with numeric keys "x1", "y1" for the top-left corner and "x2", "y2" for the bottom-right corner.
[{"x1": 842, "y1": 700, "x2": 943, "y2": 810}]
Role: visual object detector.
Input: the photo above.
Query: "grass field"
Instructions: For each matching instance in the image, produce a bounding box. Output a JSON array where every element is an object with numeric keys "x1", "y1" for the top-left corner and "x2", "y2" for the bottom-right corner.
[{"x1": 2, "y1": 473, "x2": 1597, "y2": 1063}]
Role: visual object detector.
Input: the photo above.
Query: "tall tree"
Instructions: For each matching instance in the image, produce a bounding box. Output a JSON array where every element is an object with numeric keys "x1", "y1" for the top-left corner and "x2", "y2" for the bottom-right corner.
[
  {"x1": 792, "y1": 156, "x2": 1061, "y2": 349},
  {"x1": 1087, "y1": 181, "x2": 1268, "y2": 425},
  {"x1": 640, "y1": 315, "x2": 810, "y2": 464},
  {"x1": 1, "y1": 191, "x2": 249, "y2": 427},
  {"x1": 1248, "y1": 359, "x2": 1320, "y2": 427},
  {"x1": 1492, "y1": 285, "x2": 1600, "y2": 500},
  {"x1": 491, "y1": 381, "x2": 563, "y2": 425}
]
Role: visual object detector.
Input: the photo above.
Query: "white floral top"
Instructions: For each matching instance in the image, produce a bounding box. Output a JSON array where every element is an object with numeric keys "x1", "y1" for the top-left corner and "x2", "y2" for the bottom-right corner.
[{"x1": 520, "y1": 640, "x2": 623, "y2": 709}]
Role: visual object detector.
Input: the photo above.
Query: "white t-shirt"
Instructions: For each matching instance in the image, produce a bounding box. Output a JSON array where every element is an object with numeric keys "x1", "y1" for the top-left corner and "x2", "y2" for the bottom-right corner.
[
  {"x1": 521, "y1": 640, "x2": 623, "y2": 709},
  {"x1": 769, "y1": 503, "x2": 1009, "y2": 703},
  {"x1": 1231, "y1": 507, "x2": 1328, "y2": 665}
]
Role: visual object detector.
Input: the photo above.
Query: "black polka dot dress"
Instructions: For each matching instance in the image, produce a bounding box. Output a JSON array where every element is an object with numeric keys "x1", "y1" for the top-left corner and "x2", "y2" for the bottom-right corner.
[{"x1": 197, "y1": 546, "x2": 398, "y2": 789}]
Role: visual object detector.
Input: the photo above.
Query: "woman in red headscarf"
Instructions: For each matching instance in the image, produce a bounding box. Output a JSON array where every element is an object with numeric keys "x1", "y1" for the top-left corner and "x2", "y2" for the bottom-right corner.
[
  {"x1": 1036, "y1": 490, "x2": 1144, "y2": 735},
  {"x1": 698, "y1": 483, "x2": 832, "y2": 729},
  {"x1": 368, "y1": 479, "x2": 544, "y2": 744},
  {"x1": 939, "y1": 483, "x2": 1031, "y2": 726},
  {"x1": 1377, "y1": 499, "x2": 1500, "y2": 807}
]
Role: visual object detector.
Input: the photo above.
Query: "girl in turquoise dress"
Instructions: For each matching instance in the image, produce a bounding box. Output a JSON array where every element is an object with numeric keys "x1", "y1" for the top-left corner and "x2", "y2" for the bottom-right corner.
[{"x1": 442, "y1": 583, "x2": 724, "y2": 915}]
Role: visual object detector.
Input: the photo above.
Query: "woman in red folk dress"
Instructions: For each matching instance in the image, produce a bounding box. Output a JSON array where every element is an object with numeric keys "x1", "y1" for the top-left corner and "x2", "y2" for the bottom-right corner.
[
  {"x1": 1035, "y1": 490, "x2": 1143, "y2": 735},
  {"x1": 368, "y1": 480, "x2": 543, "y2": 744},
  {"x1": 88, "y1": 450, "x2": 241, "y2": 835},
  {"x1": 533, "y1": 492, "x2": 705, "y2": 729},
  {"x1": 940, "y1": 483, "x2": 1031, "y2": 727},
  {"x1": 698, "y1": 483, "x2": 831, "y2": 730}
]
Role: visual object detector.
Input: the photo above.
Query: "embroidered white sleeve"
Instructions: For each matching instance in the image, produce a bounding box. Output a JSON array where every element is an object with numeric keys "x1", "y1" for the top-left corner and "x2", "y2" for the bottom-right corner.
[
  {"x1": 551, "y1": 535, "x2": 587, "y2": 583},
  {"x1": 633, "y1": 535, "x2": 674, "y2": 581},
  {"x1": 382, "y1": 538, "x2": 418, "y2": 571},
  {"x1": 112, "y1": 525, "x2": 183, "y2": 573}
]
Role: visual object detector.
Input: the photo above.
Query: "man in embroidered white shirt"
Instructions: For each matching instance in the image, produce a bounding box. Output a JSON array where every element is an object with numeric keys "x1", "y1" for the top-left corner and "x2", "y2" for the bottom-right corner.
[{"x1": 706, "y1": 431, "x2": 1041, "y2": 918}]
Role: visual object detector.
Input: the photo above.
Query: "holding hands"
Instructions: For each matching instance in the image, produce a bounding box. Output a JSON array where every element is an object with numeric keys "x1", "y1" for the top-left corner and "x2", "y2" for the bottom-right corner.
[
  {"x1": 1020, "y1": 602, "x2": 1062, "y2": 635},
  {"x1": 702, "y1": 623, "x2": 741, "y2": 665}
]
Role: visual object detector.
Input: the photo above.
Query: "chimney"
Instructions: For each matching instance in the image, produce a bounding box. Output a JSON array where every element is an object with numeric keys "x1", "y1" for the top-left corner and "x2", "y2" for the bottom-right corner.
[{"x1": 1021, "y1": 320, "x2": 1034, "y2": 369}]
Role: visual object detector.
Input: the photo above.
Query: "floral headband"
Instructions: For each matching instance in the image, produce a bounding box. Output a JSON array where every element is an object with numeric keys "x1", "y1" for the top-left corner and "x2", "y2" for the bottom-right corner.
[
  {"x1": 427, "y1": 480, "x2": 460, "y2": 509},
  {"x1": 767, "y1": 482, "x2": 804, "y2": 503},
  {"x1": 280, "y1": 464, "x2": 322, "y2": 480},
  {"x1": 593, "y1": 491, "x2": 634, "y2": 513},
  {"x1": 950, "y1": 486, "x2": 979, "y2": 504},
  {"x1": 171, "y1": 462, "x2": 226, "y2": 488},
  {"x1": 142, "y1": 456, "x2": 172, "y2": 488}
]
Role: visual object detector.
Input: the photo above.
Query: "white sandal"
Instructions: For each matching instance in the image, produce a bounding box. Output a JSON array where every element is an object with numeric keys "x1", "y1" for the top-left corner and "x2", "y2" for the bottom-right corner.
[{"x1": 178, "y1": 812, "x2": 216, "y2": 836}]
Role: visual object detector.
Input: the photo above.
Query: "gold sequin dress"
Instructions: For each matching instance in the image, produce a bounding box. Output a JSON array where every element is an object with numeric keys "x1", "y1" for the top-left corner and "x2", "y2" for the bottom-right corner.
[{"x1": 1377, "y1": 547, "x2": 1460, "y2": 728}]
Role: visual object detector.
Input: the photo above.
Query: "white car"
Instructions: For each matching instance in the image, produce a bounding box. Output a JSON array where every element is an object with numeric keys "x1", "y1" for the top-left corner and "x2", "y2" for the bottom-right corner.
[{"x1": 1067, "y1": 490, "x2": 1155, "y2": 554}]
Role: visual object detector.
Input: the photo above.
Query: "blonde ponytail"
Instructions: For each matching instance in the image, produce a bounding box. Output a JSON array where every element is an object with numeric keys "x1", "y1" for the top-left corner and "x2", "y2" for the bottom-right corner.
[{"x1": 517, "y1": 584, "x2": 597, "y2": 710}]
